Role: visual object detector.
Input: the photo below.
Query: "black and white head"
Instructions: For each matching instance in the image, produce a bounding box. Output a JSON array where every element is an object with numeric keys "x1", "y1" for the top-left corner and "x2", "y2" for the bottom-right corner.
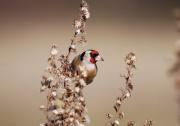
[{"x1": 80, "y1": 50, "x2": 104, "y2": 64}]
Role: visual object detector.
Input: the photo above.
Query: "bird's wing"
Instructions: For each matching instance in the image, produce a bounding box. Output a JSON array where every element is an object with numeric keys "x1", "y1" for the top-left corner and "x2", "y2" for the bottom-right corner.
[{"x1": 71, "y1": 55, "x2": 81, "y2": 72}]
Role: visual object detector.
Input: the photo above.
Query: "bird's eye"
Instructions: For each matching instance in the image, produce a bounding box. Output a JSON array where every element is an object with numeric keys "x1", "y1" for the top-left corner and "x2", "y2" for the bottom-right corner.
[{"x1": 94, "y1": 54, "x2": 98, "y2": 57}]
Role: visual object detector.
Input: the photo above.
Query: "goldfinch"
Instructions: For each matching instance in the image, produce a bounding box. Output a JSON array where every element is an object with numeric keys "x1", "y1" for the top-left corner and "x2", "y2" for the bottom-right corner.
[{"x1": 71, "y1": 50, "x2": 104, "y2": 84}]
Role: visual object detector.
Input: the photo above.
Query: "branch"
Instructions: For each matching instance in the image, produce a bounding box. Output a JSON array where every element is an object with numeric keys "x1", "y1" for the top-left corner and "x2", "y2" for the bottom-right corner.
[
  {"x1": 40, "y1": 1, "x2": 91, "y2": 126},
  {"x1": 106, "y1": 52, "x2": 136, "y2": 126}
]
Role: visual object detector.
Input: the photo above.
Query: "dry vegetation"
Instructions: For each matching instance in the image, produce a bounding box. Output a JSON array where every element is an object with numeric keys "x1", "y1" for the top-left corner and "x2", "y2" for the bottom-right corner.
[
  {"x1": 105, "y1": 53, "x2": 152, "y2": 126},
  {"x1": 40, "y1": 1, "x2": 90, "y2": 126},
  {"x1": 39, "y1": 0, "x2": 153, "y2": 126},
  {"x1": 169, "y1": 8, "x2": 180, "y2": 125},
  {"x1": 105, "y1": 52, "x2": 136, "y2": 126}
]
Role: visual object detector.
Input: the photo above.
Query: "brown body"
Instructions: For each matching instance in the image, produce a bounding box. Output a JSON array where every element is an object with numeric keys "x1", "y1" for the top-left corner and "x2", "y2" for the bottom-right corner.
[{"x1": 71, "y1": 55, "x2": 97, "y2": 84}]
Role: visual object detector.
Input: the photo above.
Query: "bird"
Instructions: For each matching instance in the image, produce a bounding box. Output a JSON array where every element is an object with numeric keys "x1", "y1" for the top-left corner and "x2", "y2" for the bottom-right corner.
[{"x1": 71, "y1": 49, "x2": 104, "y2": 85}]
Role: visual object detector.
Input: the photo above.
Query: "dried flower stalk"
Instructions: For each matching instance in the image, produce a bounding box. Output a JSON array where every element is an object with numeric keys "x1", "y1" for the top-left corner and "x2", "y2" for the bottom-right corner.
[
  {"x1": 169, "y1": 8, "x2": 180, "y2": 125},
  {"x1": 106, "y1": 52, "x2": 136, "y2": 126},
  {"x1": 40, "y1": 1, "x2": 91, "y2": 126},
  {"x1": 106, "y1": 53, "x2": 153, "y2": 126}
]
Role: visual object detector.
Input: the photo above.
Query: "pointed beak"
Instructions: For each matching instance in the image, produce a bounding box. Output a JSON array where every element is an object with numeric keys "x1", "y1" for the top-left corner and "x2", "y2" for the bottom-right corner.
[{"x1": 95, "y1": 55, "x2": 104, "y2": 62}]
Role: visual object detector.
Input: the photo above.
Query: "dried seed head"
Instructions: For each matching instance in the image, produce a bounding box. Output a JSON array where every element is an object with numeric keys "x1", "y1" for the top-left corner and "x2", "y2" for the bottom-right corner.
[
  {"x1": 114, "y1": 120, "x2": 120, "y2": 125},
  {"x1": 125, "y1": 52, "x2": 136, "y2": 65},
  {"x1": 80, "y1": 2, "x2": 90, "y2": 20},
  {"x1": 60, "y1": 75, "x2": 66, "y2": 80},
  {"x1": 106, "y1": 113, "x2": 113, "y2": 119},
  {"x1": 78, "y1": 96, "x2": 85, "y2": 102},
  {"x1": 52, "y1": 91, "x2": 57, "y2": 97},
  {"x1": 55, "y1": 99, "x2": 64, "y2": 109},
  {"x1": 75, "y1": 87, "x2": 80, "y2": 93},
  {"x1": 55, "y1": 120, "x2": 62, "y2": 125},
  {"x1": 75, "y1": 29, "x2": 81, "y2": 35},
  {"x1": 41, "y1": 76, "x2": 53, "y2": 89},
  {"x1": 144, "y1": 120, "x2": 153, "y2": 126},
  {"x1": 114, "y1": 104, "x2": 120, "y2": 112},
  {"x1": 125, "y1": 92, "x2": 131, "y2": 98},
  {"x1": 47, "y1": 77, "x2": 54, "y2": 81},
  {"x1": 69, "y1": 110, "x2": 75, "y2": 116},
  {"x1": 84, "y1": 114, "x2": 91, "y2": 124},
  {"x1": 116, "y1": 99, "x2": 121, "y2": 106},
  {"x1": 58, "y1": 108, "x2": 65, "y2": 114},
  {"x1": 119, "y1": 112, "x2": 125, "y2": 119},
  {"x1": 40, "y1": 85, "x2": 46, "y2": 92},
  {"x1": 73, "y1": 20, "x2": 82, "y2": 29},
  {"x1": 65, "y1": 77, "x2": 72, "y2": 83},
  {"x1": 52, "y1": 110, "x2": 59, "y2": 115},
  {"x1": 70, "y1": 44, "x2": 76, "y2": 50},
  {"x1": 51, "y1": 44, "x2": 58, "y2": 56},
  {"x1": 67, "y1": 117, "x2": 74, "y2": 122},
  {"x1": 81, "y1": 0, "x2": 88, "y2": 7},
  {"x1": 127, "y1": 121, "x2": 135, "y2": 126},
  {"x1": 84, "y1": 12, "x2": 90, "y2": 19},
  {"x1": 79, "y1": 79, "x2": 87, "y2": 86},
  {"x1": 81, "y1": 7, "x2": 88, "y2": 12}
]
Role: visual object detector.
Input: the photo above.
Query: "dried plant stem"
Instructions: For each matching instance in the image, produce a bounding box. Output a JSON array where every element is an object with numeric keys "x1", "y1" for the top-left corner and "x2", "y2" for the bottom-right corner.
[
  {"x1": 170, "y1": 8, "x2": 180, "y2": 125},
  {"x1": 106, "y1": 52, "x2": 136, "y2": 126},
  {"x1": 40, "y1": 1, "x2": 90, "y2": 126},
  {"x1": 106, "y1": 53, "x2": 153, "y2": 126},
  {"x1": 66, "y1": 0, "x2": 89, "y2": 60}
]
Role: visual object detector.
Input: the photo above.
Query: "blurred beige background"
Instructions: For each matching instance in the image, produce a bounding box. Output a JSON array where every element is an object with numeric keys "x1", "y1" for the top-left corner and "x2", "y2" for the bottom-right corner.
[{"x1": 0, "y1": 0, "x2": 180, "y2": 126}]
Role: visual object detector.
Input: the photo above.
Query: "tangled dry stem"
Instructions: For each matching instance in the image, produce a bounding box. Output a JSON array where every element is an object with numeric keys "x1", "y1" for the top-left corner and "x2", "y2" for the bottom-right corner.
[
  {"x1": 40, "y1": 0, "x2": 90, "y2": 126},
  {"x1": 170, "y1": 8, "x2": 180, "y2": 125},
  {"x1": 106, "y1": 53, "x2": 153, "y2": 126},
  {"x1": 40, "y1": 0, "x2": 153, "y2": 126}
]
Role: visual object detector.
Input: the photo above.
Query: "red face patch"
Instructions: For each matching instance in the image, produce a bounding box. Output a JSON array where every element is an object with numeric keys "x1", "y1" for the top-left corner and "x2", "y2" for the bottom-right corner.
[
  {"x1": 90, "y1": 50, "x2": 99, "y2": 55},
  {"x1": 90, "y1": 57, "x2": 96, "y2": 64},
  {"x1": 89, "y1": 50, "x2": 99, "y2": 64}
]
